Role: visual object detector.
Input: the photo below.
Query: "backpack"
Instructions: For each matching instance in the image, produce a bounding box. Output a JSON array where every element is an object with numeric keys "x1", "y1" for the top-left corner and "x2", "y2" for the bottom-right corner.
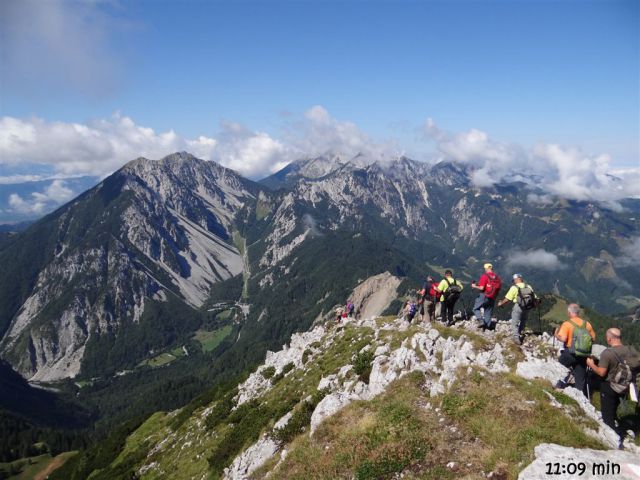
[
  {"x1": 516, "y1": 285, "x2": 537, "y2": 311},
  {"x1": 609, "y1": 348, "x2": 634, "y2": 394},
  {"x1": 483, "y1": 272, "x2": 502, "y2": 299},
  {"x1": 568, "y1": 319, "x2": 593, "y2": 357},
  {"x1": 347, "y1": 302, "x2": 355, "y2": 315},
  {"x1": 443, "y1": 278, "x2": 462, "y2": 304},
  {"x1": 409, "y1": 302, "x2": 417, "y2": 316}
]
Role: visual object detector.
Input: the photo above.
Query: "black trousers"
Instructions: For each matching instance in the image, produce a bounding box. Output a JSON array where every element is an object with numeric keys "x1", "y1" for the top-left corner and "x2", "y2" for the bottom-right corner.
[
  {"x1": 600, "y1": 381, "x2": 623, "y2": 436},
  {"x1": 442, "y1": 299, "x2": 457, "y2": 324},
  {"x1": 558, "y1": 349, "x2": 588, "y2": 393}
]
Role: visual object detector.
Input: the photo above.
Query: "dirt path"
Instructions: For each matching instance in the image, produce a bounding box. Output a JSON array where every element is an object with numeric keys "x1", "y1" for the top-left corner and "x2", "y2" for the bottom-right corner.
[{"x1": 33, "y1": 452, "x2": 74, "y2": 480}]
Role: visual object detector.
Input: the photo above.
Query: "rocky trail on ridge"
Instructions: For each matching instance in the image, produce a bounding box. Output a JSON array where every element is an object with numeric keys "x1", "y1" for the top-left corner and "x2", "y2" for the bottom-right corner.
[{"x1": 121, "y1": 274, "x2": 639, "y2": 480}]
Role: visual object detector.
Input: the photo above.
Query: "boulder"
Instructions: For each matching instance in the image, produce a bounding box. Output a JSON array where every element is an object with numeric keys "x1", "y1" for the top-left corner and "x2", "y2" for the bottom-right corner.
[
  {"x1": 224, "y1": 435, "x2": 279, "y2": 480},
  {"x1": 518, "y1": 443, "x2": 640, "y2": 480}
]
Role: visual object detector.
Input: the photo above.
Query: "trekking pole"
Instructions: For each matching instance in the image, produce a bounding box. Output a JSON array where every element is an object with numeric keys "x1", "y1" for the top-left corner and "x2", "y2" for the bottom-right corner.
[{"x1": 461, "y1": 298, "x2": 469, "y2": 321}]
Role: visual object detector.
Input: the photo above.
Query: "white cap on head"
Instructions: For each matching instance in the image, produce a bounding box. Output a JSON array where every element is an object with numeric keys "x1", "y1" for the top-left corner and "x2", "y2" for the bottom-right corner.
[{"x1": 513, "y1": 273, "x2": 523, "y2": 280}]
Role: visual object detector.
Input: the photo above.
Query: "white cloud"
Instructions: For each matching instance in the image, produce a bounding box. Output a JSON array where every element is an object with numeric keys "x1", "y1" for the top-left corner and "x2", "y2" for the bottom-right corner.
[
  {"x1": 0, "y1": 173, "x2": 88, "y2": 185},
  {"x1": 7, "y1": 180, "x2": 74, "y2": 215},
  {"x1": 424, "y1": 119, "x2": 640, "y2": 204},
  {"x1": 0, "y1": 107, "x2": 400, "y2": 181},
  {"x1": 506, "y1": 248, "x2": 565, "y2": 271},
  {"x1": 526, "y1": 193, "x2": 553, "y2": 205},
  {"x1": 0, "y1": 114, "x2": 216, "y2": 177},
  {"x1": 211, "y1": 122, "x2": 292, "y2": 178},
  {"x1": 0, "y1": 114, "x2": 294, "y2": 180},
  {"x1": 0, "y1": 0, "x2": 126, "y2": 98},
  {"x1": 2, "y1": 109, "x2": 638, "y2": 201},
  {"x1": 615, "y1": 237, "x2": 640, "y2": 269},
  {"x1": 285, "y1": 105, "x2": 398, "y2": 161}
]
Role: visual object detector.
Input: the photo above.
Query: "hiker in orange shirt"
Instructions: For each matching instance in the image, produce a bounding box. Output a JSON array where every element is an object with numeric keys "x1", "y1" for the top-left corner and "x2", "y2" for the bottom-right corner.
[{"x1": 554, "y1": 303, "x2": 596, "y2": 394}]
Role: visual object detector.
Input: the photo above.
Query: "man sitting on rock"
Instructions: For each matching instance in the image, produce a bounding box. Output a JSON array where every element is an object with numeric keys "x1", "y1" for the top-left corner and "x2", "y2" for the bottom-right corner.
[
  {"x1": 586, "y1": 328, "x2": 640, "y2": 446},
  {"x1": 554, "y1": 303, "x2": 596, "y2": 394}
]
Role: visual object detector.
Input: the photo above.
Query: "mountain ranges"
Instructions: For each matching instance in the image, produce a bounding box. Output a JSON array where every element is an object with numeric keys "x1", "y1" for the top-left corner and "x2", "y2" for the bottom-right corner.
[{"x1": 0, "y1": 152, "x2": 638, "y2": 465}]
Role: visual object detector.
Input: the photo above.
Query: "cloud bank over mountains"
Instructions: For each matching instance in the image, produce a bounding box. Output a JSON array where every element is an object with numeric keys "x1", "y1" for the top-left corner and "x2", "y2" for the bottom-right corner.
[
  {"x1": 505, "y1": 248, "x2": 566, "y2": 272},
  {"x1": 424, "y1": 119, "x2": 640, "y2": 205},
  {"x1": 7, "y1": 180, "x2": 74, "y2": 215},
  {"x1": 0, "y1": 106, "x2": 394, "y2": 181},
  {"x1": 1, "y1": 108, "x2": 638, "y2": 210}
]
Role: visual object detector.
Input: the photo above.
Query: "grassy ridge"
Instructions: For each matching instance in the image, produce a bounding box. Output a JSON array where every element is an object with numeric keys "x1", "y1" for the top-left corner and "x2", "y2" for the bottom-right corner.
[{"x1": 264, "y1": 370, "x2": 604, "y2": 480}]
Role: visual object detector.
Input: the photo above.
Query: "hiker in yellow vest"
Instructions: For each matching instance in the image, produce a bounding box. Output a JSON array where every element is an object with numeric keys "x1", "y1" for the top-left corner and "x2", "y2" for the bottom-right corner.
[
  {"x1": 437, "y1": 270, "x2": 463, "y2": 326},
  {"x1": 497, "y1": 274, "x2": 537, "y2": 345}
]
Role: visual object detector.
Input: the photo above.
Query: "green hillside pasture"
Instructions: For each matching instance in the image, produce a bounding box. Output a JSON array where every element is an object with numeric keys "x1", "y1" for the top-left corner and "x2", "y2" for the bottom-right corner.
[
  {"x1": 136, "y1": 343, "x2": 190, "y2": 369},
  {"x1": 194, "y1": 325, "x2": 233, "y2": 353}
]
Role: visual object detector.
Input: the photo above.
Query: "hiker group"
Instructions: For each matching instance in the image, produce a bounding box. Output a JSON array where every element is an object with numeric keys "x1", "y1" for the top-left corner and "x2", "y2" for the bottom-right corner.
[
  {"x1": 412, "y1": 263, "x2": 537, "y2": 346},
  {"x1": 554, "y1": 307, "x2": 640, "y2": 446},
  {"x1": 335, "y1": 299, "x2": 358, "y2": 322},
  {"x1": 409, "y1": 263, "x2": 640, "y2": 448}
]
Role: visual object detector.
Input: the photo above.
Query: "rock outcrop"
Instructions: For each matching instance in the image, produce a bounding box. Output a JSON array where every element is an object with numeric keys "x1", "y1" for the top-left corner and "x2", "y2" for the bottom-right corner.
[
  {"x1": 519, "y1": 443, "x2": 640, "y2": 480},
  {"x1": 348, "y1": 272, "x2": 402, "y2": 320},
  {"x1": 224, "y1": 313, "x2": 638, "y2": 479}
]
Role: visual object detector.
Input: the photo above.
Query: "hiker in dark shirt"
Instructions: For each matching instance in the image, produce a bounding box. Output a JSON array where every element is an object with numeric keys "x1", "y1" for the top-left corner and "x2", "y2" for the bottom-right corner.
[
  {"x1": 418, "y1": 276, "x2": 440, "y2": 322},
  {"x1": 586, "y1": 328, "x2": 640, "y2": 445}
]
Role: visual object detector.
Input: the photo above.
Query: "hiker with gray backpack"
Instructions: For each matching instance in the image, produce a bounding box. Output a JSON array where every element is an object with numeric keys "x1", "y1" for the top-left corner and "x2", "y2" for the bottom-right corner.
[
  {"x1": 554, "y1": 303, "x2": 596, "y2": 395},
  {"x1": 586, "y1": 328, "x2": 640, "y2": 446},
  {"x1": 497, "y1": 273, "x2": 538, "y2": 344}
]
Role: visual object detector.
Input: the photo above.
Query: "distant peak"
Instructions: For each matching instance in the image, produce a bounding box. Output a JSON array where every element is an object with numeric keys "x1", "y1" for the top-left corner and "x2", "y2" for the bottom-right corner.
[{"x1": 160, "y1": 151, "x2": 201, "y2": 163}]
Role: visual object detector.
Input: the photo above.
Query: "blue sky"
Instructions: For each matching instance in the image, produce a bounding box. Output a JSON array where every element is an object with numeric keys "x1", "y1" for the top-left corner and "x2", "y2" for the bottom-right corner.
[{"x1": 0, "y1": 0, "x2": 638, "y2": 209}]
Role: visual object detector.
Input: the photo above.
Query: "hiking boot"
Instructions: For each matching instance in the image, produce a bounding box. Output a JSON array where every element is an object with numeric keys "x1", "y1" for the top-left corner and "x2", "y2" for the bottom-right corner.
[
  {"x1": 486, "y1": 322, "x2": 496, "y2": 331},
  {"x1": 554, "y1": 380, "x2": 568, "y2": 390}
]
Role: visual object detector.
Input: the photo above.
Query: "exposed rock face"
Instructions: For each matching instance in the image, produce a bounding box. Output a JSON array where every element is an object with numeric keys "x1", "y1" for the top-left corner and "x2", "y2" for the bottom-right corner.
[
  {"x1": 310, "y1": 392, "x2": 361, "y2": 434},
  {"x1": 518, "y1": 443, "x2": 640, "y2": 480},
  {"x1": 0, "y1": 153, "x2": 256, "y2": 381},
  {"x1": 224, "y1": 435, "x2": 279, "y2": 480},
  {"x1": 235, "y1": 325, "x2": 326, "y2": 405},
  {"x1": 306, "y1": 316, "x2": 509, "y2": 434},
  {"x1": 348, "y1": 272, "x2": 402, "y2": 320},
  {"x1": 2, "y1": 151, "x2": 638, "y2": 383}
]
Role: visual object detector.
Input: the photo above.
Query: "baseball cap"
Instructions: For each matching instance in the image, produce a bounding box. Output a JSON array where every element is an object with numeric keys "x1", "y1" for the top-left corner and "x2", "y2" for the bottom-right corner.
[
  {"x1": 513, "y1": 273, "x2": 523, "y2": 280},
  {"x1": 484, "y1": 263, "x2": 493, "y2": 269}
]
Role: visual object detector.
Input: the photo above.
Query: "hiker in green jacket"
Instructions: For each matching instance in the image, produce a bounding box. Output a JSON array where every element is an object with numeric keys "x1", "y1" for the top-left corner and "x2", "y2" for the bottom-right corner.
[
  {"x1": 437, "y1": 270, "x2": 463, "y2": 327},
  {"x1": 497, "y1": 274, "x2": 537, "y2": 345}
]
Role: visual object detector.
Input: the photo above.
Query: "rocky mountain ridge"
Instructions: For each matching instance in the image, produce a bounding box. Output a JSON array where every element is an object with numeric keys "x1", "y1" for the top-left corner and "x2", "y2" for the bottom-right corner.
[
  {"x1": 56, "y1": 273, "x2": 638, "y2": 480},
  {"x1": 0, "y1": 152, "x2": 259, "y2": 380},
  {"x1": 1, "y1": 150, "x2": 638, "y2": 387}
]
